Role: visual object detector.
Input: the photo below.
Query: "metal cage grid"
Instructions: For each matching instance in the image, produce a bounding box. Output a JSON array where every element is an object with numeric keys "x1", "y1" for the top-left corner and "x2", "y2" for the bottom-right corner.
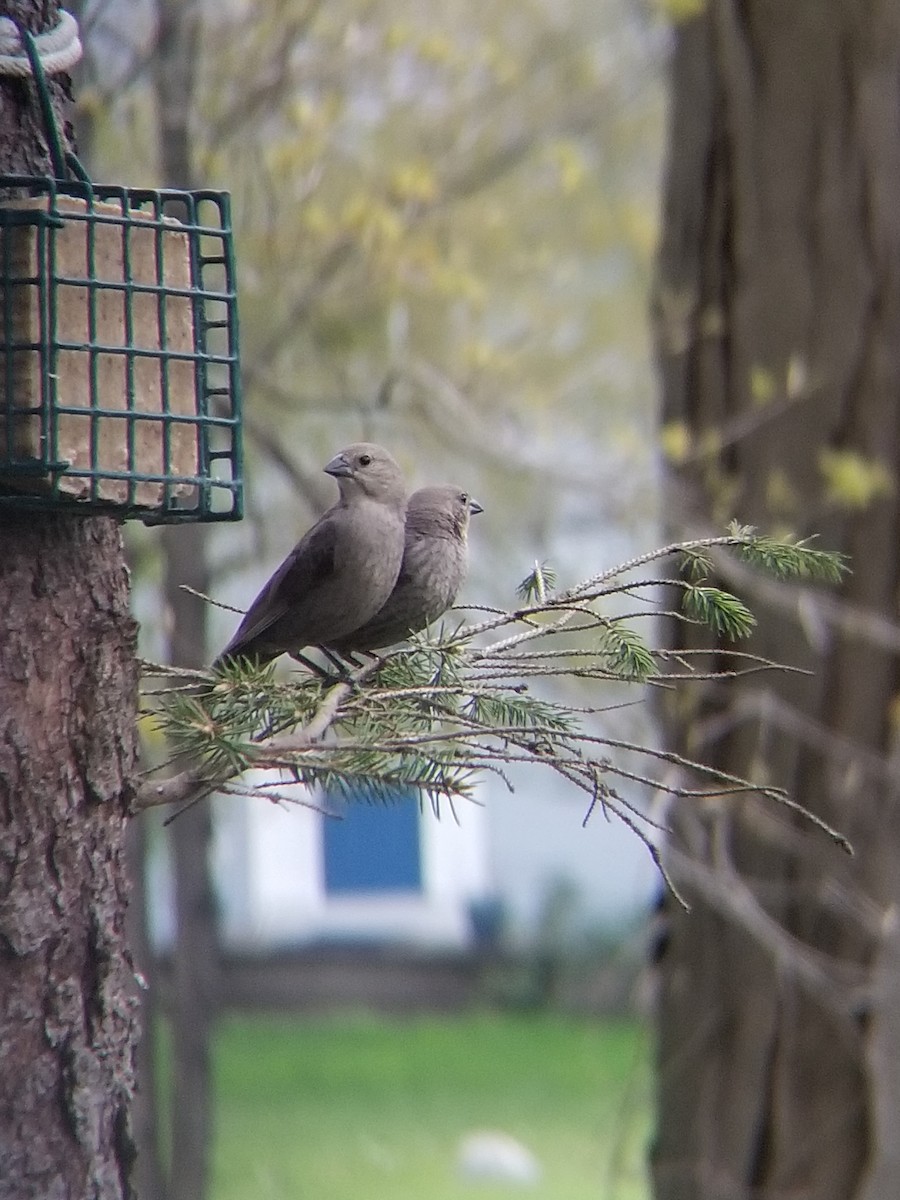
[{"x1": 0, "y1": 175, "x2": 243, "y2": 523}]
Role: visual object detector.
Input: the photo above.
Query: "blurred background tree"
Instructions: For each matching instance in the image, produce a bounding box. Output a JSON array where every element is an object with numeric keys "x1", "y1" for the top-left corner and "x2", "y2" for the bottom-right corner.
[{"x1": 652, "y1": 3, "x2": 900, "y2": 1198}]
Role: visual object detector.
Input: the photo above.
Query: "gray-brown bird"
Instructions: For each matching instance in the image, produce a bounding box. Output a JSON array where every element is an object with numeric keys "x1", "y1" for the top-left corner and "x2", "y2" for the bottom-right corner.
[
  {"x1": 215, "y1": 443, "x2": 407, "y2": 667},
  {"x1": 328, "y1": 484, "x2": 482, "y2": 656}
]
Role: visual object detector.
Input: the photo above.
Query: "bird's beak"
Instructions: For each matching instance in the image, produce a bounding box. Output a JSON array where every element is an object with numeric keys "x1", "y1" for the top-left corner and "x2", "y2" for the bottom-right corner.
[
  {"x1": 469, "y1": 498, "x2": 484, "y2": 515},
  {"x1": 324, "y1": 452, "x2": 353, "y2": 479}
]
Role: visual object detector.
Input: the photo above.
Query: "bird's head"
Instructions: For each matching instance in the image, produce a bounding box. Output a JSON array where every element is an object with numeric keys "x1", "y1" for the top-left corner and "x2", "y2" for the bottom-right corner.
[
  {"x1": 407, "y1": 485, "x2": 483, "y2": 539},
  {"x1": 324, "y1": 443, "x2": 406, "y2": 505}
]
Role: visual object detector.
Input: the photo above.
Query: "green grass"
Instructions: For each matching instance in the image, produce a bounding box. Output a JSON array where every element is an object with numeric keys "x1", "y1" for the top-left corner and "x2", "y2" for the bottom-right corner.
[{"x1": 210, "y1": 1011, "x2": 651, "y2": 1200}]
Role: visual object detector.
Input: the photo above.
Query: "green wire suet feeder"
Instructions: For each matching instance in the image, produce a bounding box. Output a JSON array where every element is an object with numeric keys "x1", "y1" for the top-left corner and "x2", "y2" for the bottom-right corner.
[{"x1": 0, "y1": 22, "x2": 242, "y2": 523}]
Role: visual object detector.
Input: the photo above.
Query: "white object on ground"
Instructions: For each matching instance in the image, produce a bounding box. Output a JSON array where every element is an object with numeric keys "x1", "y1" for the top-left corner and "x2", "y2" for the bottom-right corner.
[{"x1": 457, "y1": 1130, "x2": 542, "y2": 1186}]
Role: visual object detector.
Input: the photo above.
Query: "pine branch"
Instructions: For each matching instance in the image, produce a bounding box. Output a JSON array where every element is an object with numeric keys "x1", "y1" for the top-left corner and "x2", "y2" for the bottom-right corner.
[
  {"x1": 681, "y1": 585, "x2": 756, "y2": 639},
  {"x1": 730, "y1": 524, "x2": 850, "y2": 584},
  {"x1": 137, "y1": 529, "x2": 853, "y2": 870}
]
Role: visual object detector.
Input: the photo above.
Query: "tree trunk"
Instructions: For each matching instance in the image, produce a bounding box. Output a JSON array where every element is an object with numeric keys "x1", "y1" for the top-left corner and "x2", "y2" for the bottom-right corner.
[
  {"x1": 652, "y1": 3, "x2": 900, "y2": 1198},
  {"x1": 126, "y1": 817, "x2": 167, "y2": 1200},
  {"x1": 162, "y1": 525, "x2": 218, "y2": 1200},
  {"x1": 0, "y1": 515, "x2": 139, "y2": 1200},
  {"x1": 155, "y1": 6, "x2": 220, "y2": 1200},
  {"x1": 0, "y1": 6, "x2": 140, "y2": 1198}
]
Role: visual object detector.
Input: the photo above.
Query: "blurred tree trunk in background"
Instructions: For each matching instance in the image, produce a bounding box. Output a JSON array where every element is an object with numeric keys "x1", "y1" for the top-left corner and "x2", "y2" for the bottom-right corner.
[
  {"x1": 0, "y1": 3, "x2": 140, "y2": 1196},
  {"x1": 126, "y1": 817, "x2": 167, "y2": 1200},
  {"x1": 66, "y1": 5, "x2": 177, "y2": 1197},
  {"x1": 155, "y1": 4, "x2": 221, "y2": 1200},
  {"x1": 652, "y1": 3, "x2": 900, "y2": 1198},
  {"x1": 161, "y1": 523, "x2": 218, "y2": 1200}
]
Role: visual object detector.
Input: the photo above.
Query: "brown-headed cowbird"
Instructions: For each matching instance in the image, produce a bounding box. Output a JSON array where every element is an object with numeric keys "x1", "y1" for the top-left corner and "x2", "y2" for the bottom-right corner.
[
  {"x1": 328, "y1": 484, "x2": 482, "y2": 655},
  {"x1": 215, "y1": 443, "x2": 407, "y2": 666}
]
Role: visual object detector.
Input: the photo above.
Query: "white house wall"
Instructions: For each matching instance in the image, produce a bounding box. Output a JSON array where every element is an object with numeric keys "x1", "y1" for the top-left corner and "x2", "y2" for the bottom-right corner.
[{"x1": 211, "y1": 772, "x2": 491, "y2": 948}]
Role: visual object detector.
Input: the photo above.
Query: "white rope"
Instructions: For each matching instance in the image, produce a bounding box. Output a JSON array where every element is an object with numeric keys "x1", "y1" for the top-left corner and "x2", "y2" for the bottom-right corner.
[{"x1": 0, "y1": 11, "x2": 82, "y2": 77}]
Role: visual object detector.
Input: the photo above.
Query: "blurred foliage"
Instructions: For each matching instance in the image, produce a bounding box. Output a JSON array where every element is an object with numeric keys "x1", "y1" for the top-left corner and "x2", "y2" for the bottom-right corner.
[
  {"x1": 817, "y1": 447, "x2": 895, "y2": 512},
  {"x1": 79, "y1": 0, "x2": 668, "y2": 611}
]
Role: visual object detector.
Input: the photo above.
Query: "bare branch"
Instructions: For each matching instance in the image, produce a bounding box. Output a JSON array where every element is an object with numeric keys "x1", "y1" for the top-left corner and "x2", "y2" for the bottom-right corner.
[{"x1": 664, "y1": 836, "x2": 869, "y2": 1017}]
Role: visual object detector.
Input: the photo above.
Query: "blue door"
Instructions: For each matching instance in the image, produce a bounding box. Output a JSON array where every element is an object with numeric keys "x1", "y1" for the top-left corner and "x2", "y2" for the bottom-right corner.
[{"x1": 322, "y1": 792, "x2": 422, "y2": 894}]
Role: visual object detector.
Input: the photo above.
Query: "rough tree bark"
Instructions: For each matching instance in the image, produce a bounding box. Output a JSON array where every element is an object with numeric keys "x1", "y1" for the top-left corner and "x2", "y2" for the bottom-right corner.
[
  {"x1": 0, "y1": 6, "x2": 140, "y2": 1200},
  {"x1": 0, "y1": 520, "x2": 139, "y2": 1200},
  {"x1": 652, "y1": 3, "x2": 900, "y2": 1199}
]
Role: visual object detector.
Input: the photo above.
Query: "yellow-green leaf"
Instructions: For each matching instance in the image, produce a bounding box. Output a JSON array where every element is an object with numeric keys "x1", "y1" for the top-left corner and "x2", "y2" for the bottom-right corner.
[{"x1": 819, "y1": 449, "x2": 894, "y2": 511}]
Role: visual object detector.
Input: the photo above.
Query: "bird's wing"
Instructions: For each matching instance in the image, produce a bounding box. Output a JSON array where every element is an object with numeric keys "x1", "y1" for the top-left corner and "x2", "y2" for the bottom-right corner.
[{"x1": 223, "y1": 513, "x2": 339, "y2": 655}]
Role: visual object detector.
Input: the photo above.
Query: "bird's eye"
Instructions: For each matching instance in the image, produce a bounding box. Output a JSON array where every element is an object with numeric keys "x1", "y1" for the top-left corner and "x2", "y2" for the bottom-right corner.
[
  {"x1": 460, "y1": 493, "x2": 469, "y2": 504},
  {"x1": 358, "y1": 454, "x2": 372, "y2": 467}
]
